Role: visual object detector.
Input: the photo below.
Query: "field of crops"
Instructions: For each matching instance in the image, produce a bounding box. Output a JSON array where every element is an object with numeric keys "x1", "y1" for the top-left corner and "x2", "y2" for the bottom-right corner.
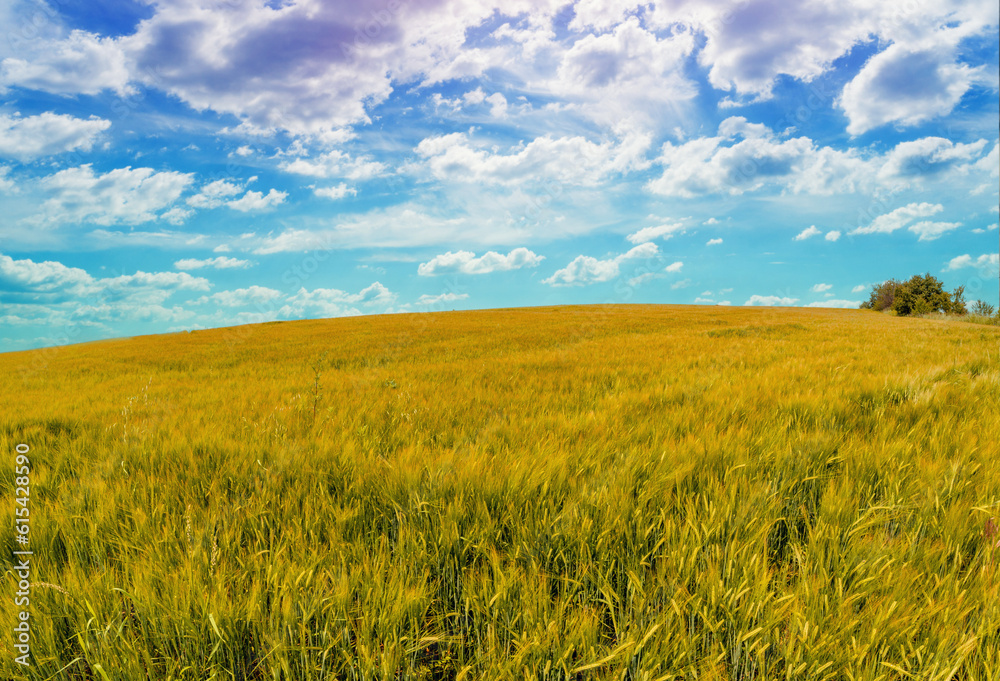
[{"x1": 2, "y1": 304, "x2": 999, "y2": 680}]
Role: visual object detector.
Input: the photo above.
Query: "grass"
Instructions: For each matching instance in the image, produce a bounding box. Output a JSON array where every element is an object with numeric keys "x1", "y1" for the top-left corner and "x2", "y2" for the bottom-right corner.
[{"x1": 1, "y1": 304, "x2": 998, "y2": 680}]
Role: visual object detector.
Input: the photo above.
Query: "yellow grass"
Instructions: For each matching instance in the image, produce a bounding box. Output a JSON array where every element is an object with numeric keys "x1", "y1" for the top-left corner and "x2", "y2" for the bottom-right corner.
[{"x1": 1, "y1": 304, "x2": 998, "y2": 680}]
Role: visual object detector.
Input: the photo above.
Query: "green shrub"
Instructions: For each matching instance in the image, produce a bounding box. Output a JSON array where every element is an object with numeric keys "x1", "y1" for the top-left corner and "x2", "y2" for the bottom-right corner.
[{"x1": 861, "y1": 274, "x2": 966, "y2": 316}]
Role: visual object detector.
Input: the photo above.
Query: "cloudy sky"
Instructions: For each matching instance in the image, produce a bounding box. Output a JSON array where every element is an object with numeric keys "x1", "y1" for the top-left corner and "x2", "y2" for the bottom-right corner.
[{"x1": 1, "y1": 0, "x2": 998, "y2": 351}]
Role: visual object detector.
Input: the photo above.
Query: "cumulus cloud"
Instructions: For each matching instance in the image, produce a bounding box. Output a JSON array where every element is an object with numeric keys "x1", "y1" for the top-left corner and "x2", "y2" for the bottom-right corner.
[
  {"x1": 706, "y1": 238, "x2": 723, "y2": 245},
  {"x1": 908, "y1": 220, "x2": 960, "y2": 241},
  {"x1": 825, "y1": 230, "x2": 841, "y2": 242},
  {"x1": 944, "y1": 253, "x2": 999, "y2": 272},
  {"x1": 647, "y1": 117, "x2": 870, "y2": 197},
  {"x1": 543, "y1": 242, "x2": 658, "y2": 286},
  {"x1": 186, "y1": 180, "x2": 243, "y2": 209},
  {"x1": 115, "y1": 0, "x2": 571, "y2": 137},
  {"x1": 1, "y1": 30, "x2": 129, "y2": 96},
  {"x1": 30, "y1": 165, "x2": 194, "y2": 228},
  {"x1": 0, "y1": 253, "x2": 93, "y2": 294},
  {"x1": 665, "y1": 261, "x2": 683, "y2": 273},
  {"x1": 0, "y1": 113, "x2": 111, "y2": 161},
  {"x1": 417, "y1": 247, "x2": 544, "y2": 275},
  {"x1": 485, "y1": 92, "x2": 508, "y2": 117},
  {"x1": 651, "y1": 0, "x2": 864, "y2": 99},
  {"x1": 879, "y1": 137, "x2": 990, "y2": 181},
  {"x1": 850, "y1": 202, "x2": 944, "y2": 236},
  {"x1": 174, "y1": 257, "x2": 252, "y2": 270},
  {"x1": 0, "y1": 253, "x2": 210, "y2": 305},
  {"x1": 852, "y1": 284, "x2": 868, "y2": 293},
  {"x1": 415, "y1": 129, "x2": 651, "y2": 187},
  {"x1": 227, "y1": 188, "x2": 288, "y2": 212},
  {"x1": 841, "y1": 40, "x2": 980, "y2": 135},
  {"x1": 550, "y1": 16, "x2": 696, "y2": 127},
  {"x1": 794, "y1": 225, "x2": 821, "y2": 241},
  {"x1": 811, "y1": 283, "x2": 832, "y2": 292},
  {"x1": 744, "y1": 294, "x2": 799, "y2": 306},
  {"x1": 627, "y1": 222, "x2": 685, "y2": 244}
]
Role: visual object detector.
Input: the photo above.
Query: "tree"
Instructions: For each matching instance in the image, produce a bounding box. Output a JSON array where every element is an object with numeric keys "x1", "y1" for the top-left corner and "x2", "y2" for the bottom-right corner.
[
  {"x1": 860, "y1": 279, "x2": 903, "y2": 311},
  {"x1": 950, "y1": 285, "x2": 967, "y2": 315},
  {"x1": 860, "y1": 274, "x2": 965, "y2": 316},
  {"x1": 972, "y1": 300, "x2": 996, "y2": 316}
]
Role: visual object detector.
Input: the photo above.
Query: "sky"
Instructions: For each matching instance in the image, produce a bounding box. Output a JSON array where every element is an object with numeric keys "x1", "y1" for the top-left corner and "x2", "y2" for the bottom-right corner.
[{"x1": 0, "y1": 0, "x2": 998, "y2": 352}]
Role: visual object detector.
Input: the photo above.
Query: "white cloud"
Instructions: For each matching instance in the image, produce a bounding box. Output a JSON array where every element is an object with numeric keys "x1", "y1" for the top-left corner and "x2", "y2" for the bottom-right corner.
[
  {"x1": 114, "y1": 0, "x2": 571, "y2": 137},
  {"x1": 1, "y1": 30, "x2": 129, "y2": 96},
  {"x1": 279, "y1": 150, "x2": 385, "y2": 180},
  {"x1": 0, "y1": 253, "x2": 210, "y2": 307},
  {"x1": 416, "y1": 292, "x2": 469, "y2": 306},
  {"x1": 463, "y1": 88, "x2": 487, "y2": 106},
  {"x1": 694, "y1": 297, "x2": 715, "y2": 304},
  {"x1": 187, "y1": 180, "x2": 243, "y2": 209},
  {"x1": 31, "y1": 165, "x2": 194, "y2": 228},
  {"x1": 174, "y1": 257, "x2": 252, "y2": 271},
  {"x1": 196, "y1": 286, "x2": 283, "y2": 307},
  {"x1": 160, "y1": 207, "x2": 194, "y2": 226},
  {"x1": 417, "y1": 247, "x2": 544, "y2": 276},
  {"x1": 852, "y1": 284, "x2": 868, "y2": 293},
  {"x1": 825, "y1": 230, "x2": 841, "y2": 242},
  {"x1": 812, "y1": 283, "x2": 832, "y2": 292},
  {"x1": 550, "y1": 16, "x2": 696, "y2": 127},
  {"x1": 415, "y1": 129, "x2": 651, "y2": 187},
  {"x1": 627, "y1": 222, "x2": 685, "y2": 244},
  {"x1": 804, "y1": 299, "x2": 863, "y2": 308},
  {"x1": 654, "y1": 0, "x2": 866, "y2": 100},
  {"x1": 648, "y1": 118, "x2": 870, "y2": 197},
  {"x1": 665, "y1": 261, "x2": 684, "y2": 273},
  {"x1": 670, "y1": 278, "x2": 692, "y2": 290},
  {"x1": 227, "y1": 188, "x2": 288, "y2": 212},
  {"x1": 794, "y1": 225, "x2": 821, "y2": 241},
  {"x1": 850, "y1": 202, "x2": 944, "y2": 236},
  {"x1": 314, "y1": 183, "x2": 357, "y2": 200},
  {"x1": 485, "y1": 92, "x2": 508, "y2": 118},
  {"x1": 0, "y1": 113, "x2": 110, "y2": 161},
  {"x1": 706, "y1": 238, "x2": 723, "y2": 245},
  {"x1": 944, "y1": 253, "x2": 999, "y2": 273},
  {"x1": 879, "y1": 137, "x2": 990, "y2": 182},
  {"x1": 841, "y1": 40, "x2": 980, "y2": 135},
  {"x1": 0, "y1": 253, "x2": 93, "y2": 293},
  {"x1": 744, "y1": 295, "x2": 799, "y2": 306},
  {"x1": 543, "y1": 242, "x2": 658, "y2": 286},
  {"x1": 278, "y1": 282, "x2": 395, "y2": 318},
  {"x1": 908, "y1": 220, "x2": 960, "y2": 241},
  {"x1": 704, "y1": 217, "x2": 719, "y2": 225}
]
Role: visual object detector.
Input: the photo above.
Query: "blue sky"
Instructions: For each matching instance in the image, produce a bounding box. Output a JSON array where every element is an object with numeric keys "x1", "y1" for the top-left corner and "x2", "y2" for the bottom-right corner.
[{"x1": 1, "y1": 0, "x2": 998, "y2": 351}]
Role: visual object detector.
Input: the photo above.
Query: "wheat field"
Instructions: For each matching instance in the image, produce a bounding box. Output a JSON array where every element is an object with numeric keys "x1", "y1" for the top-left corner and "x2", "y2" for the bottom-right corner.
[{"x1": 1, "y1": 304, "x2": 998, "y2": 680}]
